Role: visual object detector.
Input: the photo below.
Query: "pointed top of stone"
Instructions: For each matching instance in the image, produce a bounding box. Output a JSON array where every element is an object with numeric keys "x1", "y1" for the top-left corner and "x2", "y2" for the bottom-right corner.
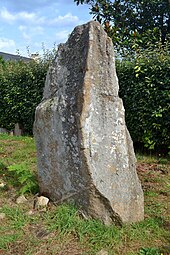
[{"x1": 43, "y1": 20, "x2": 119, "y2": 101}]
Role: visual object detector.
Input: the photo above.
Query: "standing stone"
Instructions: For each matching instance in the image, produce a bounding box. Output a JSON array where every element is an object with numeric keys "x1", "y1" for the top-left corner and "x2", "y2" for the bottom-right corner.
[
  {"x1": 14, "y1": 123, "x2": 23, "y2": 136},
  {"x1": 34, "y1": 21, "x2": 144, "y2": 225}
]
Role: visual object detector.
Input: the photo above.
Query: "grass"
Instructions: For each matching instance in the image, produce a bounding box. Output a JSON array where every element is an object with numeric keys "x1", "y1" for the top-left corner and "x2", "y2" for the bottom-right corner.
[{"x1": 0, "y1": 134, "x2": 170, "y2": 255}]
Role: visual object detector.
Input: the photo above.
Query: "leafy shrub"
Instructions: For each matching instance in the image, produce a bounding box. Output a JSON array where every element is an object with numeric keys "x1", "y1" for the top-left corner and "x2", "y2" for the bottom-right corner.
[
  {"x1": 0, "y1": 44, "x2": 169, "y2": 153},
  {"x1": 7, "y1": 162, "x2": 38, "y2": 194},
  {"x1": 117, "y1": 43, "x2": 170, "y2": 153},
  {"x1": 0, "y1": 50, "x2": 55, "y2": 134}
]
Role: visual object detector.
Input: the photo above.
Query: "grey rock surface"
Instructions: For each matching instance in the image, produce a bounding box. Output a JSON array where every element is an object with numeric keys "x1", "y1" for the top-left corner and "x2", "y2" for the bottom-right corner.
[
  {"x1": 34, "y1": 21, "x2": 144, "y2": 225},
  {"x1": 14, "y1": 123, "x2": 23, "y2": 136}
]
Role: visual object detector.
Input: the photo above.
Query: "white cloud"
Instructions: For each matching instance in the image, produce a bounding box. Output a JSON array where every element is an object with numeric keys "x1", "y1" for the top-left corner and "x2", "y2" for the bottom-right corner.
[
  {"x1": 18, "y1": 25, "x2": 44, "y2": 42},
  {"x1": 0, "y1": 7, "x2": 15, "y2": 23},
  {"x1": 18, "y1": 25, "x2": 26, "y2": 32},
  {"x1": 19, "y1": 12, "x2": 37, "y2": 21},
  {"x1": 0, "y1": 7, "x2": 80, "y2": 28},
  {"x1": 49, "y1": 13, "x2": 79, "y2": 27},
  {"x1": 0, "y1": 7, "x2": 45, "y2": 25},
  {"x1": 0, "y1": 2, "x2": 91, "y2": 56},
  {"x1": 0, "y1": 37, "x2": 16, "y2": 50},
  {"x1": 19, "y1": 25, "x2": 44, "y2": 34},
  {"x1": 55, "y1": 30, "x2": 70, "y2": 42},
  {"x1": 32, "y1": 26, "x2": 44, "y2": 34},
  {"x1": 18, "y1": 26, "x2": 30, "y2": 41}
]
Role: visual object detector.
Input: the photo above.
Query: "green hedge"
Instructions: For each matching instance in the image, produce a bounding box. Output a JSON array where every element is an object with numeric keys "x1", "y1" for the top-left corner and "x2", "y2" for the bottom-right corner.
[
  {"x1": 117, "y1": 45, "x2": 170, "y2": 152},
  {"x1": 0, "y1": 46, "x2": 169, "y2": 153},
  {"x1": 0, "y1": 59, "x2": 48, "y2": 134}
]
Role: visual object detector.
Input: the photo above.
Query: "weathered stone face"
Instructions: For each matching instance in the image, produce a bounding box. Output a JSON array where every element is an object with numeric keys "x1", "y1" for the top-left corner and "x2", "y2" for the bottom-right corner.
[{"x1": 34, "y1": 21, "x2": 144, "y2": 225}]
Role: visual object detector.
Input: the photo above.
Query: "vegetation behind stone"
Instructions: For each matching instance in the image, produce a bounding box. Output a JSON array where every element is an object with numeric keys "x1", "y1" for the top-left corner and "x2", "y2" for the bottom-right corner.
[
  {"x1": 0, "y1": 43, "x2": 169, "y2": 154},
  {"x1": 117, "y1": 42, "x2": 170, "y2": 153}
]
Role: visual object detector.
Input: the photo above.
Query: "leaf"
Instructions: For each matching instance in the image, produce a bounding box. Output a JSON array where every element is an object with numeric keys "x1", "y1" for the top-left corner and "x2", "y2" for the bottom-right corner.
[{"x1": 7, "y1": 163, "x2": 38, "y2": 194}]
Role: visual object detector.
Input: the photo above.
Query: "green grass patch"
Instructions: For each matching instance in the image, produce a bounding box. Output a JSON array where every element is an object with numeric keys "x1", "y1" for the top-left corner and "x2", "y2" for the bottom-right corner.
[
  {"x1": 139, "y1": 247, "x2": 160, "y2": 255},
  {"x1": 42, "y1": 204, "x2": 169, "y2": 254},
  {"x1": 44, "y1": 203, "x2": 122, "y2": 253},
  {"x1": 0, "y1": 134, "x2": 38, "y2": 194},
  {"x1": 0, "y1": 206, "x2": 30, "y2": 250},
  {"x1": 0, "y1": 232, "x2": 23, "y2": 250},
  {"x1": 136, "y1": 153, "x2": 170, "y2": 164},
  {"x1": 1, "y1": 206, "x2": 30, "y2": 229},
  {"x1": 0, "y1": 134, "x2": 169, "y2": 255}
]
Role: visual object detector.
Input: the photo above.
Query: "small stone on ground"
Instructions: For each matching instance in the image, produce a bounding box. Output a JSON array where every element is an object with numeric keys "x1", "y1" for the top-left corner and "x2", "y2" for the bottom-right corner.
[
  {"x1": 96, "y1": 249, "x2": 108, "y2": 255},
  {"x1": 0, "y1": 213, "x2": 6, "y2": 219},
  {"x1": 36, "y1": 196, "x2": 49, "y2": 207},
  {"x1": 16, "y1": 195, "x2": 27, "y2": 204},
  {"x1": 0, "y1": 182, "x2": 5, "y2": 188}
]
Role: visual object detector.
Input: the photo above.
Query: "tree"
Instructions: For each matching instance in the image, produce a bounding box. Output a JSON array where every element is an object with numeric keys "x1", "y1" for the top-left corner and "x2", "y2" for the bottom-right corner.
[{"x1": 74, "y1": 0, "x2": 170, "y2": 54}]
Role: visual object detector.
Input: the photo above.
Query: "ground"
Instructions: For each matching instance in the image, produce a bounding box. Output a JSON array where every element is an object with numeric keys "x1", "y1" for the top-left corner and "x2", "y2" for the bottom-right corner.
[{"x1": 0, "y1": 134, "x2": 169, "y2": 255}]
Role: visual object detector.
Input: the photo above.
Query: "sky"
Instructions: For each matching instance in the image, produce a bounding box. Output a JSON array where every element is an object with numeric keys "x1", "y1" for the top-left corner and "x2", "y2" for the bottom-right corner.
[{"x1": 0, "y1": 0, "x2": 92, "y2": 57}]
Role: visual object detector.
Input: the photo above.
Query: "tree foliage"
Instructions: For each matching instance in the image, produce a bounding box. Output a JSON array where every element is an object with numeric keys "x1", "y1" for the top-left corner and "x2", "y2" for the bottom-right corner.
[
  {"x1": 117, "y1": 42, "x2": 170, "y2": 152},
  {"x1": 74, "y1": 0, "x2": 170, "y2": 54}
]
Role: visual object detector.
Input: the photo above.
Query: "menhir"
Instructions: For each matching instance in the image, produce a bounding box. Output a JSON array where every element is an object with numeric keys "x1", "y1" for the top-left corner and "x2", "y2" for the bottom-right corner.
[{"x1": 34, "y1": 21, "x2": 144, "y2": 225}]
